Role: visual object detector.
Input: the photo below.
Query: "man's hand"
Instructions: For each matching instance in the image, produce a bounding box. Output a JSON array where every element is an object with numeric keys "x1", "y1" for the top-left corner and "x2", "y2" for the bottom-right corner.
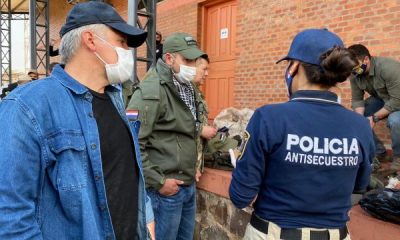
[
  {"x1": 195, "y1": 170, "x2": 202, "y2": 182},
  {"x1": 201, "y1": 126, "x2": 217, "y2": 140},
  {"x1": 375, "y1": 107, "x2": 390, "y2": 120},
  {"x1": 158, "y1": 178, "x2": 184, "y2": 196}
]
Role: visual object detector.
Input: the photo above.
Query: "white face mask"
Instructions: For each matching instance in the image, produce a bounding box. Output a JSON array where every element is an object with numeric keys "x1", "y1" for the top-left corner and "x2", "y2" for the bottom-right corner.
[
  {"x1": 94, "y1": 35, "x2": 134, "y2": 84},
  {"x1": 174, "y1": 64, "x2": 197, "y2": 82},
  {"x1": 171, "y1": 55, "x2": 197, "y2": 82}
]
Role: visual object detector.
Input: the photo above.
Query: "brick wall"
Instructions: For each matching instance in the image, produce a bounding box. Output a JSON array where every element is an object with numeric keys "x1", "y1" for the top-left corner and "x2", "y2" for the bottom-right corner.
[
  {"x1": 235, "y1": 0, "x2": 400, "y2": 106},
  {"x1": 234, "y1": 0, "x2": 399, "y2": 147}
]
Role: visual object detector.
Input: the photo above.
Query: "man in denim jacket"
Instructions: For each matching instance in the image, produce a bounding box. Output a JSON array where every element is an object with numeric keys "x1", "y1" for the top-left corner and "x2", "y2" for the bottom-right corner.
[{"x1": 0, "y1": 2, "x2": 154, "y2": 240}]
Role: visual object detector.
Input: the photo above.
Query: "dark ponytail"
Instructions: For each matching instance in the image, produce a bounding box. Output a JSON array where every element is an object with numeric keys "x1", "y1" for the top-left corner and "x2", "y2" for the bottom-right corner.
[{"x1": 302, "y1": 47, "x2": 358, "y2": 88}]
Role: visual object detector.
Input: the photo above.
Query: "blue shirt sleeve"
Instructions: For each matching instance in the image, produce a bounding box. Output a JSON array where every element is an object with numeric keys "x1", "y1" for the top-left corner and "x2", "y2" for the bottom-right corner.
[
  {"x1": 0, "y1": 98, "x2": 44, "y2": 239},
  {"x1": 229, "y1": 109, "x2": 269, "y2": 209}
]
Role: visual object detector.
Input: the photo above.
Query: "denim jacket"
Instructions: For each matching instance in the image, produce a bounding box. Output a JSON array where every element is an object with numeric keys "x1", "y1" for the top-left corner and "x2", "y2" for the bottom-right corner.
[{"x1": 0, "y1": 65, "x2": 154, "y2": 240}]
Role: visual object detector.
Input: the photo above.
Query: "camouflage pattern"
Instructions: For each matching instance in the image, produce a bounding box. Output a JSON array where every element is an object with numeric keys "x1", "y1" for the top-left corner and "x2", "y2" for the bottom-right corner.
[
  {"x1": 194, "y1": 84, "x2": 209, "y2": 172},
  {"x1": 213, "y1": 107, "x2": 254, "y2": 137}
]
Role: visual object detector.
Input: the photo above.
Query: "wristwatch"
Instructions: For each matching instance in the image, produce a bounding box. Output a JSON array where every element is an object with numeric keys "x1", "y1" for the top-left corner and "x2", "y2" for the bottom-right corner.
[{"x1": 372, "y1": 115, "x2": 380, "y2": 123}]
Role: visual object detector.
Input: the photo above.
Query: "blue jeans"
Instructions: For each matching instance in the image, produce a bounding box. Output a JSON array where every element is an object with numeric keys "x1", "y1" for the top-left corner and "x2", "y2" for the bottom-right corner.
[
  {"x1": 364, "y1": 96, "x2": 400, "y2": 156},
  {"x1": 148, "y1": 183, "x2": 196, "y2": 240}
]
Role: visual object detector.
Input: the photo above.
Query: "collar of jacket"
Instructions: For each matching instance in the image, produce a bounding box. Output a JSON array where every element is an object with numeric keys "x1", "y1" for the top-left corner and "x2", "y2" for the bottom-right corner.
[
  {"x1": 52, "y1": 64, "x2": 119, "y2": 95},
  {"x1": 155, "y1": 59, "x2": 174, "y2": 85},
  {"x1": 290, "y1": 90, "x2": 339, "y2": 103}
]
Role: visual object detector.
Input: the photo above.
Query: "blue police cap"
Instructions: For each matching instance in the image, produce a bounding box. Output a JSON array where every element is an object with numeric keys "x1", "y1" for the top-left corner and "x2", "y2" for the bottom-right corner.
[
  {"x1": 60, "y1": 2, "x2": 147, "y2": 48},
  {"x1": 276, "y1": 28, "x2": 344, "y2": 66}
]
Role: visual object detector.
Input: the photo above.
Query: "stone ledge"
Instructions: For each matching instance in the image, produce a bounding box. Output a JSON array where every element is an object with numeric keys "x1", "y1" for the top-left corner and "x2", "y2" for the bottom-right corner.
[
  {"x1": 197, "y1": 168, "x2": 233, "y2": 199},
  {"x1": 195, "y1": 189, "x2": 250, "y2": 240}
]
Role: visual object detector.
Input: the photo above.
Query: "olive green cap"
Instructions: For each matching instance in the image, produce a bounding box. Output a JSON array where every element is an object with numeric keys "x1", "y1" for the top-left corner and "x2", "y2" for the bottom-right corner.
[{"x1": 163, "y1": 32, "x2": 207, "y2": 60}]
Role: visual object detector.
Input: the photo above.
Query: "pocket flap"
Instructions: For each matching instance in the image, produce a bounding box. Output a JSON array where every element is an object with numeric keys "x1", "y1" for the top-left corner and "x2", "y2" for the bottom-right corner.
[{"x1": 47, "y1": 131, "x2": 86, "y2": 154}]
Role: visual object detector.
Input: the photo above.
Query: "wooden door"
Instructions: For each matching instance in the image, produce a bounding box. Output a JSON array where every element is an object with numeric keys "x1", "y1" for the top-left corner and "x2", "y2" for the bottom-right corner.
[{"x1": 202, "y1": 0, "x2": 237, "y2": 119}]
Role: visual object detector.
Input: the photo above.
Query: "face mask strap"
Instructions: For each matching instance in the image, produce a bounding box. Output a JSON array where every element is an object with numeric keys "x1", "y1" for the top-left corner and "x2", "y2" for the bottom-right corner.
[
  {"x1": 94, "y1": 34, "x2": 114, "y2": 49},
  {"x1": 93, "y1": 34, "x2": 117, "y2": 66},
  {"x1": 285, "y1": 61, "x2": 297, "y2": 97},
  {"x1": 94, "y1": 52, "x2": 108, "y2": 65}
]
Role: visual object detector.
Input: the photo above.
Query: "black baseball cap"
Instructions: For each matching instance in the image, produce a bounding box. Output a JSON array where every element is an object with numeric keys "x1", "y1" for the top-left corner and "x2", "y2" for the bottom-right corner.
[{"x1": 60, "y1": 2, "x2": 147, "y2": 48}]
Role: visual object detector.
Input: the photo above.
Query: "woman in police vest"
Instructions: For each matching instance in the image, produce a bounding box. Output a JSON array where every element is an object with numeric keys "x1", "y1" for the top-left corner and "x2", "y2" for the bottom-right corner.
[{"x1": 229, "y1": 29, "x2": 374, "y2": 240}]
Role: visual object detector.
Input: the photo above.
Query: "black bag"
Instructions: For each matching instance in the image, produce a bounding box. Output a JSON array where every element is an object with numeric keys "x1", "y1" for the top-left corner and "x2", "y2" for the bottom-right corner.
[{"x1": 359, "y1": 188, "x2": 400, "y2": 225}]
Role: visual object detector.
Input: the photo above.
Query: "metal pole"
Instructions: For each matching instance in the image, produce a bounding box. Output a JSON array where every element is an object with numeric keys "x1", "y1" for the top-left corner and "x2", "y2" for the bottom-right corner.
[
  {"x1": 29, "y1": 0, "x2": 36, "y2": 70},
  {"x1": 45, "y1": 0, "x2": 49, "y2": 75},
  {"x1": 0, "y1": 0, "x2": 12, "y2": 86},
  {"x1": 7, "y1": 0, "x2": 11, "y2": 84},
  {"x1": 128, "y1": 0, "x2": 138, "y2": 84},
  {"x1": 147, "y1": 0, "x2": 156, "y2": 70},
  {"x1": 0, "y1": 9, "x2": 2, "y2": 86}
]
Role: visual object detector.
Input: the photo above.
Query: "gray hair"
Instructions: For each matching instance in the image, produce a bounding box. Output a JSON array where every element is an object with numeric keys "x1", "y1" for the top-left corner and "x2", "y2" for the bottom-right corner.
[{"x1": 59, "y1": 24, "x2": 108, "y2": 64}]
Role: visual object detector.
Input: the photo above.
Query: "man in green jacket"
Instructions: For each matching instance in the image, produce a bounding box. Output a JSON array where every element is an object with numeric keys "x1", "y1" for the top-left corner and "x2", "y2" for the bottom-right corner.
[
  {"x1": 127, "y1": 32, "x2": 207, "y2": 240},
  {"x1": 349, "y1": 44, "x2": 400, "y2": 171}
]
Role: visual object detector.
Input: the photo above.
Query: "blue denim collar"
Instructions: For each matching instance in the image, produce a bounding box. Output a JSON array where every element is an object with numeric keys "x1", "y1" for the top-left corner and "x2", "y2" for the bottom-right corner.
[
  {"x1": 52, "y1": 65, "x2": 88, "y2": 95},
  {"x1": 290, "y1": 90, "x2": 339, "y2": 104},
  {"x1": 52, "y1": 65, "x2": 119, "y2": 95}
]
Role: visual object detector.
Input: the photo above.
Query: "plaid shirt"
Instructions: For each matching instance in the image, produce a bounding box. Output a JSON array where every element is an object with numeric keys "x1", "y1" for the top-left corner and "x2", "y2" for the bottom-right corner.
[{"x1": 173, "y1": 77, "x2": 197, "y2": 120}]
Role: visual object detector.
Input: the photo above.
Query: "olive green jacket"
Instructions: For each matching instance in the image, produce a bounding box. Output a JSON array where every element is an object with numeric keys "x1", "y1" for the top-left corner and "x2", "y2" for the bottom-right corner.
[
  {"x1": 127, "y1": 59, "x2": 198, "y2": 190},
  {"x1": 351, "y1": 57, "x2": 400, "y2": 112}
]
